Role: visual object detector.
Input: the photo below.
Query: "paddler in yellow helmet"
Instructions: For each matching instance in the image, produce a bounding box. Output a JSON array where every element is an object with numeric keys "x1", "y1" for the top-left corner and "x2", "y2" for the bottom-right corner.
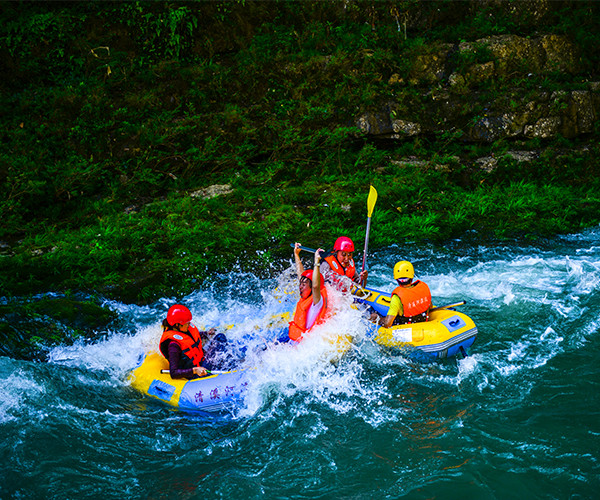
[{"x1": 382, "y1": 261, "x2": 432, "y2": 327}]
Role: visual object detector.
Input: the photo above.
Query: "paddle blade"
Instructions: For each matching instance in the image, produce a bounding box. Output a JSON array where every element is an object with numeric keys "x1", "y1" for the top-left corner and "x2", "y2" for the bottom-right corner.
[{"x1": 367, "y1": 185, "x2": 378, "y2": 217}]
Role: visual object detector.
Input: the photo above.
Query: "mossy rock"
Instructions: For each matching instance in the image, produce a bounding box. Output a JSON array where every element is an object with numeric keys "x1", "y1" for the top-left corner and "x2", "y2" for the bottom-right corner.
[{"x1": 0, "y1": 296, "x2": 118, "y2": 361}]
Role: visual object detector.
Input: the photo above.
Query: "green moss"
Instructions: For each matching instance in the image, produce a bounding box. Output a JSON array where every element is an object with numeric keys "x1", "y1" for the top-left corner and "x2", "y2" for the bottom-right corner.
[
  {"x1": 0, "y1": 296, "x2": 118, "y2": 360},
  {"x1": 1, "y1": 0, "x2": 600, "y2": 308}
]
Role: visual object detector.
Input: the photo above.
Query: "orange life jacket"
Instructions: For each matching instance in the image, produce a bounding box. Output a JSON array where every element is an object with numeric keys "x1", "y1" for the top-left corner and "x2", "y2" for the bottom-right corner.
[
  {"x1": 159, "y1": 325, "x2": 204, "y2": 368},
  {"x1": 324, "y1": 254, "x2": 356, "y2": 279},
  {"x1": 391, "y1": 280, "x2": 432, "y2": 324},
  {"x1": 288, "y1": 288, "x2": 329, "y2": 342}
]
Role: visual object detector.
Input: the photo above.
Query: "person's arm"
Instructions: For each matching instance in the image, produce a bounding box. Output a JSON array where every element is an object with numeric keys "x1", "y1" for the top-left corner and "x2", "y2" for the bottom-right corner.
[
  {"x1": 312, "y1": 249, "x2": 324, "y2": 305},
  {"x1": 168, "y1": 342, "x2": 208, "y2": 378},
  {"x1": 168, "y1": 342, "x2": 196, "y2": 379},
  {"x1": 353, "y1": 266, "x2": 368, "y2": 286},
  {"x1": 294, "y1": 242, "x2": 305, "y2": 277},
  {"x1": 383, "y1": 295, "x2": 403, "y2": 328}
]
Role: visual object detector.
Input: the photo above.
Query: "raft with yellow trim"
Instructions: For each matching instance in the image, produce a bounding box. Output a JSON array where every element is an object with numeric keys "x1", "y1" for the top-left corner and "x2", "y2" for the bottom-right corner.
[
  {"x1": 352, "y1": 286, "x2": 478, "y2": 359},
  {"x1": 129, "y1": 324, "x2": 351, "y2": 412},
  {"x1": 351, "y1": 285, "x2": 396, "y2": 316},
  {"x1": 129, "y1": 352, "x2": 250, "y2": 413}
]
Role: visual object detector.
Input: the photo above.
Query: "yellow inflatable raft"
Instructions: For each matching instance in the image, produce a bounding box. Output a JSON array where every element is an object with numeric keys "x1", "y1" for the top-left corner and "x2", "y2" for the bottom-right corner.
[
  {"x1": 129, "y1": 352, "x2": 249, "y2": 413},
  {"x1": 369, "y1": 307, "x2": 477, "y2": 359},
  {"x1": 352, "y1": 285, "x2": 478, "y2": 359}
]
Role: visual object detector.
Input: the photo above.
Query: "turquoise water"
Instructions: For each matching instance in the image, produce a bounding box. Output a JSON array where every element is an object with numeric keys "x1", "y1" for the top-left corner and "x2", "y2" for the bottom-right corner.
[{"x1": 1, "y1": 227, "x2": 599, "y2": 499}]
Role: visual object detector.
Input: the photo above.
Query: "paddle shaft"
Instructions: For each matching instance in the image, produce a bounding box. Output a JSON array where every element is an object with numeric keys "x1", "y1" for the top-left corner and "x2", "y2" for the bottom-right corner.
[
  {"x1": 287, "y1": 247, "x2": 465, "y2": 312},
  {"x1": 160, "y1": 369, "x2": 229, "y2": 375},
  {"x1": 361, "y1": 186, "x2": 378, "y2": 287},
  {"x1": 289, "y1": 243, "x2": 316, "y2": 253},
  {"x1": 430, "y1": 301, "x2": 466, "y2": 312},
  {"x1": 361, "y1": 216, "x2": 372, "y2": 275}
]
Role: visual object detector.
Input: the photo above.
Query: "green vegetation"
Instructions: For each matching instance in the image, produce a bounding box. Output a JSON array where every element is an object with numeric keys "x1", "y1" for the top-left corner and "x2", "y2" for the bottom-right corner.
[{"x1": 1, "y1": 1, "x2": 599, "y2": 353}]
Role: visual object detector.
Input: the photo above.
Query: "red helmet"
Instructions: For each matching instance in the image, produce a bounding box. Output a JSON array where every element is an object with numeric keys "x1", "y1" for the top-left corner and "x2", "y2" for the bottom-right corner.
[
  {"x1": 167, "y1": 304, "x2": 192, "y2": 325},
  {"x1": 301, "y1": 269, "x2": 325, "y2": 289},
  {"x1": 333, "y1": 236, "x2": 355, "y2": 252}
]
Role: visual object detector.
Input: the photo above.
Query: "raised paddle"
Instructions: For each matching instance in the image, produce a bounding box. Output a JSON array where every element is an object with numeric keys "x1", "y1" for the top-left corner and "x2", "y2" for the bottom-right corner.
[
  {"x1": 289, "y1": 243, "x2": 317, "y2": 253},
  {"x1": 283, "y1": 260, "x2": 465, "y2": 312},
  {"x1": 289, "y1": 244, "x2": 377, "y2": 297},
  {"x1": 361, "y1": 185, "x2": 378, "y2": 287}
]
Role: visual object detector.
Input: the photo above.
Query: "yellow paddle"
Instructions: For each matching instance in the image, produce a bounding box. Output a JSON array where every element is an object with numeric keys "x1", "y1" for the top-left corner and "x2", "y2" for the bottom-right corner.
[{"x1": 361, "y1": 185, "x2": 378, "y2": 287}]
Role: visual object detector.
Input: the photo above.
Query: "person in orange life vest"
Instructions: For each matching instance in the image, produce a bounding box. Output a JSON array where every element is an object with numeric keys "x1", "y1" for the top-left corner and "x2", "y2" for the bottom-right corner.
[
  {"x1": 288, "y1": 242, "x2": 329, "y2": 342},
  {"x1": 382, "y1": 261, "x2": 432, "y2": 327},
  {"x1": 159, "y1": 304, "x2": 225, "y2": 379},
  {"x1": 320, "y1": 236, "x2": 368, "y2": 289}
]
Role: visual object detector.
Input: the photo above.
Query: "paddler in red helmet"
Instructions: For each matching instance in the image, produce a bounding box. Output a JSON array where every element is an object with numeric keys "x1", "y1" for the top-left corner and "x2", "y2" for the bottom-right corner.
[
  {"x1": 287, "y1": 242, "x2": 329, "y2": 342},
  {"x1": 320, "y1": 236, "x2": 368, "y2": 290},
  {"x1": 159, "y1": 304, "x2": 227, "y2": 378}
]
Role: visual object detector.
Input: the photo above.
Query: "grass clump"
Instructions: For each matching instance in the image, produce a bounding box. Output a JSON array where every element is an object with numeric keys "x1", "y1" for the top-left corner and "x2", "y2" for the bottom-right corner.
[{"x1": 1, "y1": 1, "x2": 599, "y2": 309}]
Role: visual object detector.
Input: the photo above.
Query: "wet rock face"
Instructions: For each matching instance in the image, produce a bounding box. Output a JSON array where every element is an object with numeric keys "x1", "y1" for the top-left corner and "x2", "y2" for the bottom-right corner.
[
  {"x1": 355, "y1": 33, "x2": 598, "y2": 144},
  {"x1": 457, "y1": 34, "x2": 580, "y2": 76}
]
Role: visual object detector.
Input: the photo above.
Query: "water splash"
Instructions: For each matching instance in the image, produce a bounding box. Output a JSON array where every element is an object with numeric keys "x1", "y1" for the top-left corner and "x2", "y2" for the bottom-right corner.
[
  {"x1": 2, "y1": 226, "x2": 599, "y2": 498},
  {"x1": 37, "y1": 226, "x2": 600, "y2": 420}
]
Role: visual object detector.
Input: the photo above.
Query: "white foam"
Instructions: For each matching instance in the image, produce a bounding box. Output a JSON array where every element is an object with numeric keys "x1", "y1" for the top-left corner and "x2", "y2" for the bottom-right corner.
[
  {"x1": 33, "y1": 227, "x2": 600, "y2": 421},
  {"x1": 0, "y1": 362, "x2": 45, "y2": 423}
]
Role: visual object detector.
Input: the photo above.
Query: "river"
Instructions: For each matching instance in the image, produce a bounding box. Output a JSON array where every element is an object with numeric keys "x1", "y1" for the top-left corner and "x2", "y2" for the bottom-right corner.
[{"x1": 1, "y1": 227, "x2": 599, "y2": 499}]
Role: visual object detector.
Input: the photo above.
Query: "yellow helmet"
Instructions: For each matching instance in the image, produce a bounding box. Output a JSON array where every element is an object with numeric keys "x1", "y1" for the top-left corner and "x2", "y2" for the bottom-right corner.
[{"x1": 393, "y1": 261, "x2": 414, "y2": 280}]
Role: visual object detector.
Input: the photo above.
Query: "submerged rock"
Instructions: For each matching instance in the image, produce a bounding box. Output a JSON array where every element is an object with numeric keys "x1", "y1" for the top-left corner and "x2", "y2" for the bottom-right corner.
[{"x1": 0, "y1": 296, "x2": 118, "y2": 361}]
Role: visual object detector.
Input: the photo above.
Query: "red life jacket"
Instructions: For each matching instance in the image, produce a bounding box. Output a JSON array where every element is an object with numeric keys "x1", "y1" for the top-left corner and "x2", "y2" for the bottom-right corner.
[
  {"x1": 324, "y1": 254, "x2": 356, "y2": 279},
  {"x1": 391, "y1": 280, "x2": 432, "y2": 324},
  {"x1": 289, "y1": 288, "x2": 329, "y2": 342},
  {"x1": 159, "y1": 325, "x2": 204, "y2": 368},
  {"x1": 324, "y1": 254, "x2": 357, "y2": 291}
]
